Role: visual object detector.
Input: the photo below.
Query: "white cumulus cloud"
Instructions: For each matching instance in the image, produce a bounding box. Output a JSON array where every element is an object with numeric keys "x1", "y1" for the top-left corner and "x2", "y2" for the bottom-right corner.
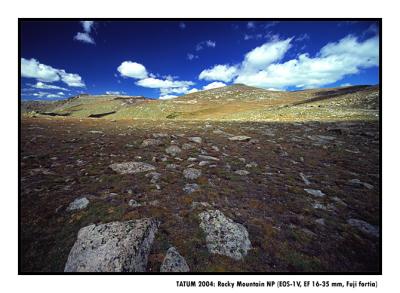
[
  {"x1": 74, "y1": 21, "x2": 95, "y2": 44},
  {"x1": 199, "y1": 64, "x2": 238, "y2": 82},
  {"x1": 203, "y1": 82, "x2": 226, "y2": 90},
  {"x1": 32, "y1": 82, "x2": 69, "y2": 91},
  {"x1": 235, "y1": 35, "x2": 379, "y2": 89},
  {"x1": 21, "y1": 58, "x2": 60, "y2": 82},
  {"x1": 21, "y1": 58, "x2": 85, "y2": 87},
  {"x1": 117, "y1": 61, "x2": 148, "y2": 79}
]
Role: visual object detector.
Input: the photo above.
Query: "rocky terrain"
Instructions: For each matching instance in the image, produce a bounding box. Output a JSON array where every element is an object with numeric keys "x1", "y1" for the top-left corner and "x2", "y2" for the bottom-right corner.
[{"x1": 20, "y1": 109, "x2": 380, "y2": 272}]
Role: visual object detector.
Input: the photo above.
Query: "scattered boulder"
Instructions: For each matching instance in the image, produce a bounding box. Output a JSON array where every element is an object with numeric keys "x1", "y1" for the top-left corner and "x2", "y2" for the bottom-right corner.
[
  {"x1": 229, "y1": 135, "x2": 252, "y2": 142},
  {"x1": 199, "y1": 161, "x2": 210, "y2": 166},
  {"x1": 165, "y1": 145, "x2": 182, "y2": 156},
  {"x1": 183, "y1": 168, "x2": 201, "y2": 180},
  {"x1": 199, "y1": 210, "x2": 251, "y2": 260},
  {"x1": 234, "y1": 170, "x2": 250, "y2": 176},
  {"x1": 64, "y1": 219, "x2": 158, "y2": 272},
  {"x1": 347, "y1": 218, "x2": 379, "y2": 238},
  {"x1": 66, "y1": 197, "x2": 89, "y2": 211},
  {"x1": 109, "y1": 161, "x2": 156, "y2": 174},
  {"x1": 183, "y1": 183, "x2": 200, "y2": 194},
  {"x1": 304, "y1": 188, "x2": 326, "y2": 197},
  {"x1": 141, "y1": 139, "x2": 162, "y2": 147},
  {"x1": 189, "y1": 137, "x2": 202, "y2": 144},
  {"x1": 160, "y1": 247, "x2": 190, "y2": 272}
]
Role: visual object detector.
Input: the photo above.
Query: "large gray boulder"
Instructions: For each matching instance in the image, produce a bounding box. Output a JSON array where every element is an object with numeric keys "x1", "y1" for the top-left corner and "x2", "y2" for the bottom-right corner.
[
  {"x1": 198, "y1": 210, "x2": 251, "y2": 260},
  {"x1": 109, "y1": 161, "x2": 156, "y2": 174},
  {"x1": 64, "y1": 219, "x2": 158, "y2": 272},
  {"x1": 160, "y1": 247, "x2": 190, "y2": 272}
]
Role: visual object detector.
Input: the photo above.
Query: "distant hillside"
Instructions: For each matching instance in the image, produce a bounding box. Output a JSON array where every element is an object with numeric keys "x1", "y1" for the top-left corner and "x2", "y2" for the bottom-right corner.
[{"x1": 21, "y1": 85, "x2": 380, "y2": 122}]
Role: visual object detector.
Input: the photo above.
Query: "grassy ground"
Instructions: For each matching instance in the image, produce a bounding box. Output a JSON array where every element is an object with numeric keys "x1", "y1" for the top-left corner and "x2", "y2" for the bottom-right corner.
[{"x1": 20, "y1": 117, "x2": 380, "y2": 272}]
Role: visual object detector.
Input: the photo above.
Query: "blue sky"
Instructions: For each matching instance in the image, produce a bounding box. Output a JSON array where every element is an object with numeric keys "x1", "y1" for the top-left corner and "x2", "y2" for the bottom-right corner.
[{"x1": 20, "y1": 20, "x2": 380, "y2": 100}]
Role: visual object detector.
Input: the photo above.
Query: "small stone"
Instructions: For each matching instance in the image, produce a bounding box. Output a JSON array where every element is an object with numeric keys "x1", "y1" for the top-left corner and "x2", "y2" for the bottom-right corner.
[
  {"x1": 234, "y1": 170, "x2": 250, "y2": 176},
  {"x1": 191, "y1": 201, "x2": 211, "y2": 209},
  {"x1": 183, "y1": 183, "x2": 200, "y2": 194},
  {"x1": 183, "y1": 168, "x2": 201, "y2": 180},
  {"x1": 165, "y1": 145, "x2": 182, "y2": 156},
  {"x1": 160, "y1": 247, "x2": 190, "y2": 272},
  {"x1": 109, "y1": 161, "x2": 156, "y2": 174},
  {"x1": 229, "y1": 135, "x2": 252, "y2": 141},
  {"x1": 304, "y1": 188, "x2": 326, "y2": 197},
  {"x1": 315, "y1": 218, "x2": 326, "y2": 225},
  {"x1": 141, "y1": 139, "x2": 162, "y2": 147},
  {"x1": 211, "y1": 146, "x2": 220, "y2": 152},
  {"x1": 128, "y1": 199, "x2": 142, "y2": 208},
  {"x1": 152, "y1": 133, "x2": 168, "y2": 138},
  {"x1": 67, "y1": 197, "x2": 89, "y2": 211},
  {"x1": 245, "y1": 162, "x2": 258, "y2": 168},
  {"x1": 189, "y1": 137, "x2": 202, "y2": 144},
  {"x1": 347, "y1": 218, "x2": 379, "y2": 238},
  {"x1": 299, "y1": 172, "x2": 311, "y2": 185},
  {"x1": 182, "y1": 143, "x2": 194, "y2": 150},
  {"x1": 199, "y1": 161, "x2": 210, "y2": 166},
  {"x1": 198, "y1": 155, "x2": 220, "y2": 161},
  {"x1": 348, "y1": 179, "x2": 374, "y2": 190},
  {"x1": 166, "y1": 163, "x2": 178, "y2": 170}
]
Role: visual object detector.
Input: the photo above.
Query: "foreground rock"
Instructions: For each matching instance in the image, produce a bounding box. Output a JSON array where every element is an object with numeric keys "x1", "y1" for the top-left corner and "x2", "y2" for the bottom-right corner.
[
  {"x1": 183, "y1": 168, "x2": 202, "y2": 180},
  {"x1": 66, "y1": 197, "x2": 89, "y2": 211},
  {"x1": 109, "y1": 161, "x2": 156, "y2": 174},
  {"x1": 160, "y1": 247, "x2": 190, "y2": 272},
  {"x1": 348, "y1": 179, "x2": 374, "y2": 190},
  {"x1": 228, "y1": 135, "x2": 252, "y2": 142},
  {"x1": 64, "y1": 219, "x2": 158, "y2": 272},
  {"x1": 198, "y1": 210, "x2": 251, "y2": 260},
  {"x1": 347, "y1": 218, "x2": 379, "y2": 238}
]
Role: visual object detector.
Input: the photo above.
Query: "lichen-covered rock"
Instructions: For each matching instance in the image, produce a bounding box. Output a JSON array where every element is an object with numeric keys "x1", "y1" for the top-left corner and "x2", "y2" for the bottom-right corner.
[
  {"x1": 347, "y1": 218, "x2": 379, "y2": 238},
  {"x1": 160, "y1": 247, "x2": 190, "y2": 272},
  {"x1": 183, "y1": 168, "x2": 201, "y2": 180},
  {"x1": 66, "y1": 197, "x2": 89, "y2": 211},
  {"x1": 64, "y1": 219, "x2": 158, "y2": 272},
  {"x1": 109, "y1": 161, "x2": 156, "y2": 174},
  {"x1": 198, "y1": 210, "x2": 251, "y2": 260}
]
